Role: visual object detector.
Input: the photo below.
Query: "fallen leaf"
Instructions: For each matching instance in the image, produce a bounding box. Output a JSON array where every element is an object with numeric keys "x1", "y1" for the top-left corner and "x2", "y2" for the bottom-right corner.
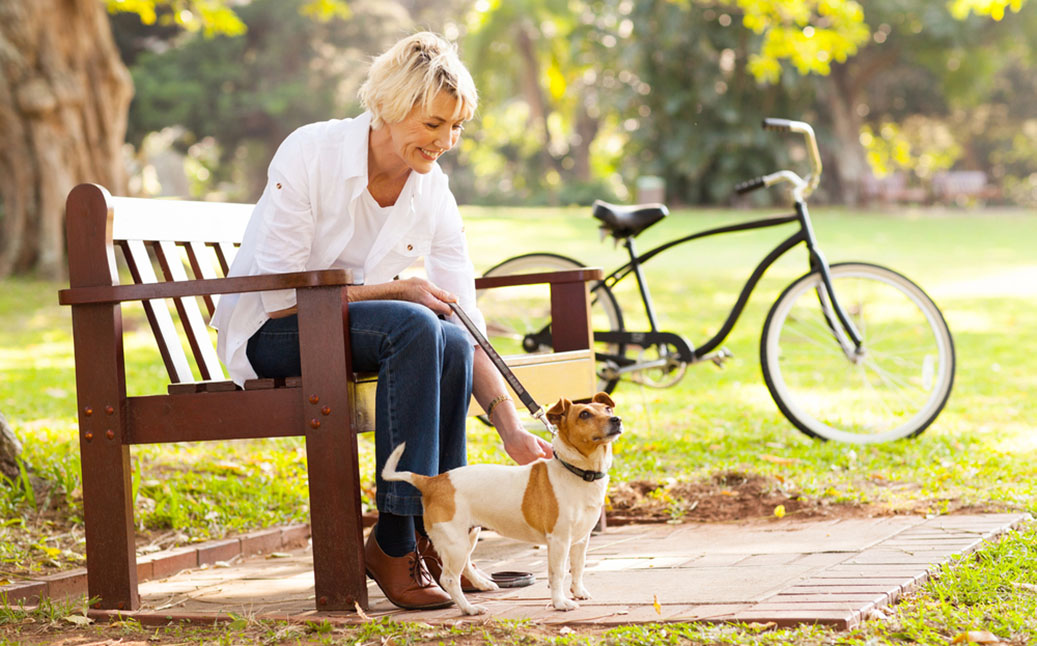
[
  {"x1": 720, "y1": 490, "x2": 737, "y2": 497},
  {"x1": 953, "y1": 630, "x2": 1000, "y2": 643},
  {"x1": 354, "y1": 601, "x2": 371, "y2": 622},
  {"x1": 774, "y1": 505, "x2": 786, "y2": 519},
  {"x1": 559, "y1": 627, "x2": 574, "y2": 635},
  {"x1": 653, "y1": 594, "x2": 661, "y2": 615},
  {"x1": 1012, "y1": 582, "x2": 1037, "y2": 592},
  {"x1": 63, "y1": 615, "x2": 93, "y2": 626},
  {"x1": 266, "y1": 552, "x2": 292, "y2": 559},
  {"x1": 760, "y1": 454, "x2": 800, "y2": 465}
]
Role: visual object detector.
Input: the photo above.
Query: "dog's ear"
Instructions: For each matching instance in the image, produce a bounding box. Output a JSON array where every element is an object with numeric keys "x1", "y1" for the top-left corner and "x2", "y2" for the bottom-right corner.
[
  {"x1": 546, "y1": 397, "x2": 570, "y2": 425},
  {"x1": 592, "y1": 392, "x2": 615, "y2": 408}
]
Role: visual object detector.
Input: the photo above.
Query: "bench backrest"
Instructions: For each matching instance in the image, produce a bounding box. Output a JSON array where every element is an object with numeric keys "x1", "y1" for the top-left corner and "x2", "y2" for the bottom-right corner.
[{"x1": 106, "y1": 194, "x2": 252, "y2": 384}]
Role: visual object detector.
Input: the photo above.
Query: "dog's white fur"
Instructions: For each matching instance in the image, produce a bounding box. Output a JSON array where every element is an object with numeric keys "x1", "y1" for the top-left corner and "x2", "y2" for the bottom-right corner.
[{"x1": 382, "y1": 392, "x2": 622, "y2": 615}]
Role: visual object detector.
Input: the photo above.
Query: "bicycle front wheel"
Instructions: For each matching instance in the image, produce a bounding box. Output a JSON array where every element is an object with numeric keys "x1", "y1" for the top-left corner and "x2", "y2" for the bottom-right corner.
[
  {"x1": 479, "y1": 253, "x2": 625, "y2": 393},
  {"x1": 761, "y1": 262, "x2": 955, "y2": 443}
]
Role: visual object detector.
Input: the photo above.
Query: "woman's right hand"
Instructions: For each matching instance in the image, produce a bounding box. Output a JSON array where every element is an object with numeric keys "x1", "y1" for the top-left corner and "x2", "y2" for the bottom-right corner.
[{"x1": 391, "y1": 277, "x2": 457, "y2": 316}]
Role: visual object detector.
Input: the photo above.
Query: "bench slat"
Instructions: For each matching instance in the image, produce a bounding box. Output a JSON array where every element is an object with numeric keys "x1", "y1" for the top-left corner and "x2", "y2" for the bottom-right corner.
[
  {"x1": 215, "y1": 242, "x2": 239, "y2": 275},
  {"x1": 121, "y1": 240, "x2": 195, "y2": 383},
  {"x1": 155, "y1": 240, "x2": 225, "y2": 381},
  {"x1": 126, "y1": 388, "x2": 303, "y2": 444},
  {"x1": 110, "y1": 196, "x2": 252, "y2": 242},
  {"x1": 185, "y1": 241, "x2": 220, "y2": 316}
]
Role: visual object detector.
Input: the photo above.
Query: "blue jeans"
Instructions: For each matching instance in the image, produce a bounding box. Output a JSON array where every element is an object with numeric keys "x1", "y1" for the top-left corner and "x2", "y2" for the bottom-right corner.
[{"x1": 246, "y1": 301, "x2": 473, "y2": 516}]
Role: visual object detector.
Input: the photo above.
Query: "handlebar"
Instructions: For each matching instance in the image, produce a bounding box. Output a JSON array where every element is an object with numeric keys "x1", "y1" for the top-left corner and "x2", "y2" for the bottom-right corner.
[
  {"x1": 734, "y1": 118, "x2": 823, "y2": 202},
  {"x1": 734, "y1": 176, "x2": 766, "y2": 195}
]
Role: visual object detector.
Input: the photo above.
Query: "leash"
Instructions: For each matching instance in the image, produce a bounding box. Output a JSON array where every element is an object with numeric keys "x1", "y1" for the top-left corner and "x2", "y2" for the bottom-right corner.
[{"x1": 448, "y1": 302, "x2": 557, "y2": 436}]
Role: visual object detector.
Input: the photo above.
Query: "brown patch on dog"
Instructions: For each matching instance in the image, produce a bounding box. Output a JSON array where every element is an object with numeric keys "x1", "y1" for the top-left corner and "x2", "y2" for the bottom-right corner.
[
  {"x1": 418, "y1": 473, "x2": 457, "y2": 527},
  {"x1": 522, "y1": 462, "x2": 558, "y2": 535}
]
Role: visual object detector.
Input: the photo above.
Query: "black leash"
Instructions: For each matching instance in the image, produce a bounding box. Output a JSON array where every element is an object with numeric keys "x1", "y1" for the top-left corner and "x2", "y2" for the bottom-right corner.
[{"x1": 448, "y1": 302, "x2": 556, "y2": 436}]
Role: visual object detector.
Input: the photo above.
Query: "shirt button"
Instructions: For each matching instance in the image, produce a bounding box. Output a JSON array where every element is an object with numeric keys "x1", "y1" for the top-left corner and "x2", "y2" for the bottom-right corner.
[
  {"x1": 406, "y1": 244, "x2": 413, "y2": 251},
  {"x1": 276, "y1": 183, "x2": 282, "y2": 189}
]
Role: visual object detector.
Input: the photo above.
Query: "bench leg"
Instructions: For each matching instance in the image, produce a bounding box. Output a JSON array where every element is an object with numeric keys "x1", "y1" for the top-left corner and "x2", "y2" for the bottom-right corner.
[
  {"x1": 297, "y1": 288, "x2": 367, "y2": 611},
  {"x1": 72, "y1": 305, "x2": 139, "y2": 610}
]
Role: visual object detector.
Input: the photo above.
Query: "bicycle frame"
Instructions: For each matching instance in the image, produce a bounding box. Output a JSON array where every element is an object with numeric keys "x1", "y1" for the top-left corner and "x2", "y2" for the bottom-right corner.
[{"x1": 592, "y1": 198, "x2": 863, "y2": 367}]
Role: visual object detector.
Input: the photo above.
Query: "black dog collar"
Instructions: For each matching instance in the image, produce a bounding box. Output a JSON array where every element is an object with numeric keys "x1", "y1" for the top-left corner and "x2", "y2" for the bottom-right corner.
[{"x1": 554, "y1": 455, "x2": 607, "y2": 482}]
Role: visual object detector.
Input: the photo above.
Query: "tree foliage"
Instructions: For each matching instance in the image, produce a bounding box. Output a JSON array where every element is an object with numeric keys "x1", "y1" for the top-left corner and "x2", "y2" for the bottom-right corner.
[{"x1": 111, "y1": 0, "x2": 1037, "y2": 207}]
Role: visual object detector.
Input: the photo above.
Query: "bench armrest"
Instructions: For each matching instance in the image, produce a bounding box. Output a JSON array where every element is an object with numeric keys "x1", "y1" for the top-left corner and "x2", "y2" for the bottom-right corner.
[
  {"x1": 58, "y1": 269, "x2": 353, "y2": 306},
  {"x1": 474, "y1": 267, "x2": 602, "y2": 290}
]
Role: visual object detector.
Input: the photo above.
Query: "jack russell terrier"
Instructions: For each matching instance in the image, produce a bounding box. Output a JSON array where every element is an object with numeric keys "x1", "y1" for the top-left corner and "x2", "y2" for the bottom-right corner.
[{"x1": 382, "y1": 392, "x2": 623, "y2": 615}]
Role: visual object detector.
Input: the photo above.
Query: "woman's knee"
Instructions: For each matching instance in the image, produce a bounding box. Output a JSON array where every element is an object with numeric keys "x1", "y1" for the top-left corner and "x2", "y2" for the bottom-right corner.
[{"x1": 441, "y1": 322, "x2": 474, "y2": 363}]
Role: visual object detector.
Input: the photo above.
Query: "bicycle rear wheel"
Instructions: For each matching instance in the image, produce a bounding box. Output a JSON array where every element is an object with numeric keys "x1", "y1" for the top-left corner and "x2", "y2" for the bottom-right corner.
[
  {"x1": 761, "y1": 262, "x2": 955, "y2": 443},
  {"x1": 478, "y1": 253, "x2": 625, "y2": 394}
]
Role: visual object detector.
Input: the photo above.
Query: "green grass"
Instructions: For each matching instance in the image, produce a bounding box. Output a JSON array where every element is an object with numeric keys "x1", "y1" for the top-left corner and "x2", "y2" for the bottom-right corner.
[{"x1": 1, "y1": 206, "x2": 1036, "y2": 644}]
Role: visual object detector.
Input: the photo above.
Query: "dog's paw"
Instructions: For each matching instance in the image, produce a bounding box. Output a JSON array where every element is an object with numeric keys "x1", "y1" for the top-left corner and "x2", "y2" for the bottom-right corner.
[
  {"x1": 571, "y1": 585, "x2": 592, "y2": 600},
  {"x1": 469, "y1": 574, "x2": 499, "y2": 592},
  {"x1": 460, "y1": 603, "x2": 489, "y2": 616},
  {"x1": 551, "y1": 597, "x2": 579, "y2": 611}
]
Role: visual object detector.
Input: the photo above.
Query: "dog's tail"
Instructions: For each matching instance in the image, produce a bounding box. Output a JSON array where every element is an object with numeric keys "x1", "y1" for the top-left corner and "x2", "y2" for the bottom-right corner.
[{"x1": 381, "y1": 442, "x2": 423, "y2": 488}]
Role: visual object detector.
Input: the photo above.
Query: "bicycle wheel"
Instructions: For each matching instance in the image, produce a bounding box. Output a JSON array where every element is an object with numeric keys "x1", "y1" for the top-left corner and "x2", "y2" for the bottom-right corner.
[
  {"x1": 761, "y1": 262, "x2": 955, "y2": 443},
  {"x1": 478, "y1": 252, "x2": 625, "y2": 394}
]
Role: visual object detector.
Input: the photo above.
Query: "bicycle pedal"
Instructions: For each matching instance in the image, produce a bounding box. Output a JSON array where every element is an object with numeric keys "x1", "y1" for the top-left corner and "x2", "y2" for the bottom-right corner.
[{"x1": 702, "y1": 348, "x2": 733, "y2": 368}]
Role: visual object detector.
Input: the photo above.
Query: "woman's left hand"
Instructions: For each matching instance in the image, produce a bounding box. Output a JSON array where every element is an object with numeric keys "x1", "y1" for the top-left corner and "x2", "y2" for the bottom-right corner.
[{"x1": 500, "y1": 426, "x2": 553, "y2": 465}]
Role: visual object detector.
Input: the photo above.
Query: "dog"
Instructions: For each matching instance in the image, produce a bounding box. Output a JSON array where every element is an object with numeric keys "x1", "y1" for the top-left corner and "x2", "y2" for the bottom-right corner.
[{"x1": 381, "y1": 391, "x2": 622, "y2": 615}]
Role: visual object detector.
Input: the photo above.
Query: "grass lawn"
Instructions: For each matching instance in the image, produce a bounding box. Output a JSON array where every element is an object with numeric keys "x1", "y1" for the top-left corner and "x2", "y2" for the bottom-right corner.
[{"x1": 1, "y1": 205, "x2": 1035, "y2": 645}]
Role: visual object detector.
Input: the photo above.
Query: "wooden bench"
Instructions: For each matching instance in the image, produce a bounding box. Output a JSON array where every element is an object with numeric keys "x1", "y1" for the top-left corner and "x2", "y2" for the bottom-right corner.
[{"x1": 58, "y1": 183, "x2": 601, "y2": 612}]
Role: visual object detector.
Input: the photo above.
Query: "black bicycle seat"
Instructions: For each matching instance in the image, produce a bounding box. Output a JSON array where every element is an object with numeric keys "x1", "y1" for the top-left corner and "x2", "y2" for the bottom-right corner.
[{"x1": 592, "y1": 200, "x2": 668, "y2": 239}]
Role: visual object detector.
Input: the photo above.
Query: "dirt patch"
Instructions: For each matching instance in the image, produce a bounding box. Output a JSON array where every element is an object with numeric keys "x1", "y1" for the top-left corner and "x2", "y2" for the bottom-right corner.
[{"x1": 607, "y1": 471, "x2": 884, "y2": 524}]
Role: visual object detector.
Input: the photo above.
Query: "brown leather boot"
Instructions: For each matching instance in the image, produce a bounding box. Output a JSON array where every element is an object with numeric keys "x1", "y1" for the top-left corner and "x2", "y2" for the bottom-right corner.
[
  {"x1": 416, "y1": 533, "x2": 491, "y2": 593},
  {"x1": 365, "y1": 527, "x2": 453, "y2": 610}
]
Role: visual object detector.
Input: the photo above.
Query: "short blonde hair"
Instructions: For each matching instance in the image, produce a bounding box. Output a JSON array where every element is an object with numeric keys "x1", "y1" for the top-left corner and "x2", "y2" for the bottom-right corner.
[{"x1": 359, "y1": 32, "x2": 478, "y2": 130}]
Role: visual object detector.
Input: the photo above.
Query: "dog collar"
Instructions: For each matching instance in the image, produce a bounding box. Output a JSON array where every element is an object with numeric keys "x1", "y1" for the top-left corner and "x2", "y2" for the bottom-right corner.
[{"x1": 554, "y1": 455, "x2": 607, "y2": 482}]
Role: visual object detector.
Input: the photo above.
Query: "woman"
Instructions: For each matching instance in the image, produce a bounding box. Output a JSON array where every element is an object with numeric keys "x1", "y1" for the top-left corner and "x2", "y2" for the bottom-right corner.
[{"x1": 211, "y1": 32, "x2": 553, "y2": 610}]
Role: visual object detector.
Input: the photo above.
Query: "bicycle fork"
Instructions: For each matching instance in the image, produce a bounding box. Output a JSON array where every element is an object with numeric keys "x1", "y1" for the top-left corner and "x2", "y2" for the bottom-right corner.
[{"x1": 798, "y1": 201, "x2": 865, "y2": 361}]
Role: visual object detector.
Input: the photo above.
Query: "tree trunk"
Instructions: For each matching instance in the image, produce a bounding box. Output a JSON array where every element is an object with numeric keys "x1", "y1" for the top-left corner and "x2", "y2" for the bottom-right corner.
[
  {"x1": 0, "y1": 0, "x2": 133, "y2": 280},
  {"x1": 821, "y1": 64, "x2": 870, "y2": 206},
  {"x1": 1, "y1": 410, "x2": 20, "y2": 482}
]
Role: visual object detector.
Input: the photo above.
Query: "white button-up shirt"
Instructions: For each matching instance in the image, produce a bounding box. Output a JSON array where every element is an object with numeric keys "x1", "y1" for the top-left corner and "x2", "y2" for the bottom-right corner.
[{"x1": 211, "y1": 111, "x2": 486, "y2": 386}]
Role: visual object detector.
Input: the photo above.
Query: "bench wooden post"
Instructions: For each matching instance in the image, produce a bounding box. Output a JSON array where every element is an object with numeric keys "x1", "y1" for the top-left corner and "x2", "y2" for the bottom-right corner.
[
  {"x1": 297, "y1": 289, "x2": 367, "y2": 610},
  {"x1": 66, "y1": 186, "x2": 140, "y2": 610}
]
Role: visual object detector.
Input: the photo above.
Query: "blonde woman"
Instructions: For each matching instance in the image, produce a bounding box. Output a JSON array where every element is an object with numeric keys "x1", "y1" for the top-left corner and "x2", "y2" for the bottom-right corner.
[{"x1": 212, "y1": 33, "x2": 551, "y2": 609}]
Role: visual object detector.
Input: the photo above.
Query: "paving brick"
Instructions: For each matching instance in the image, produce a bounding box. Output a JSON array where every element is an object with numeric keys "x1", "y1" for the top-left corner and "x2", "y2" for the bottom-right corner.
[
  {"x1": 792, "y1": 552, "x2": 853, "y2": 567},
  {"x1": 143, "y1": 546, "x2": 198, "y2": 580},
  {"x1": 38, "y1": 568, "x2": 88, "y2": 600},
  {"x1": 241, "y1": 529, "x2": 283, "y2": 556},
  {"x1": 280, "y1": 525, "x2": 310, "y2": 549},
  {"x1": 734, "y1": 553, "x2": 807, "y2": 567},
  {"x1": 196, "y1": 538, "x2": 242, "y2": 565},
  {"x1": 0, "y1": 580, "x2": 47, "y2": 604},
  {"x1": 136, "y1": 558, "x2": 154, "y2": 582},
  {"x1": 723, "y1": 609, "x2": 858, "y2": 629}
]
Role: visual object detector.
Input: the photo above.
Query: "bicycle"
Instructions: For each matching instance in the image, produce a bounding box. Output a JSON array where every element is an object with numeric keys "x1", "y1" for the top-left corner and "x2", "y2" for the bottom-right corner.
[{"x1": 477, "y1": 118, "x2": 955, "y2": 444}]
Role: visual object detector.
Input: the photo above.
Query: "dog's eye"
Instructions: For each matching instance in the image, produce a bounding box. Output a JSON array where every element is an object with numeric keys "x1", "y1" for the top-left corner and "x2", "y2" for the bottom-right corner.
[{"x1": 579, "y1": 410, "x2": 591, "y2": 419}]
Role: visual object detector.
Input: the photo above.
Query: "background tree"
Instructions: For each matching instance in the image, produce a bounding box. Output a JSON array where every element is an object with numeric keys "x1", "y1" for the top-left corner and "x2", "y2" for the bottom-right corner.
[
  {"x1": 0, "y1": 0, "x2": 349, "y2": 280},
  {"x1": 0, "y1": 0, "x2": 133, "y2": 280}
]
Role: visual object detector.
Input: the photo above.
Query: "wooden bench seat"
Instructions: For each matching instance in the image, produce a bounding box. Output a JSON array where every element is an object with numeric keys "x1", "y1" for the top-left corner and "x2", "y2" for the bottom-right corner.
[{"x1": 59, "y1": 183, "x2": 600, "y2": 613}]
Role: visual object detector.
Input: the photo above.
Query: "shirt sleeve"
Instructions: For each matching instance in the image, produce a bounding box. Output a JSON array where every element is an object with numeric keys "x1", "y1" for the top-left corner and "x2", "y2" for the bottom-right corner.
[
  {"x1": 253, "y1": 130, "x2": 316, "y2": 313},
  {"x1": 425, "y1": 189, "x2": 487, "y2": 343}
]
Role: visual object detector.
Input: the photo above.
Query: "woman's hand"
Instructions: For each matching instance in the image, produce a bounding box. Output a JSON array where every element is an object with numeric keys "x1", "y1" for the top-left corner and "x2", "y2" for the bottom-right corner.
[
  {"x1": 392, "y1": 277, "x2": 456, "y2": 316},
  {"x1": 500, "y1": 425, "x2": 554, "y2": 465},
  {"x1": 347, "y1": 277, "x2": 456, "y2": 315}
]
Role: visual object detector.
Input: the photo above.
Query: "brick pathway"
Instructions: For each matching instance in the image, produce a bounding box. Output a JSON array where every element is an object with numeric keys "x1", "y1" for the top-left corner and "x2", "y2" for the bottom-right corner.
[{"x1": 5, "y1": 514, "x2": 1028, "y2": 630}]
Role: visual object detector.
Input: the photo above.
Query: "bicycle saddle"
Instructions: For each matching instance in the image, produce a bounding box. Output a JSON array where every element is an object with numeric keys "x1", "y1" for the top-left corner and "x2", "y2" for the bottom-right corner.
[{"x1": 592, "y1": 200, "x2": 668, "y2": 239}]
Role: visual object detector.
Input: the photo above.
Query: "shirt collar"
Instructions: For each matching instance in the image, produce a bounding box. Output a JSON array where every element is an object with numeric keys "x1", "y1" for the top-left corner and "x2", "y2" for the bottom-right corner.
[{"x1": 344, "y1": 111, "x2": 428, "y2": 202}]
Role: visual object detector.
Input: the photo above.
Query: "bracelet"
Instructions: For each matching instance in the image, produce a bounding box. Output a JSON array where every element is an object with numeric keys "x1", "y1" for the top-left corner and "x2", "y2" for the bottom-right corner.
[{"x1": 485, "y1": 393, "x2": 513, "y2": 421}]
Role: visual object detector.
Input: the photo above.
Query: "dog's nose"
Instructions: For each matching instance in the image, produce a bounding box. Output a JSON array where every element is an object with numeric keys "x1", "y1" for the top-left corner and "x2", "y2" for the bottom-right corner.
[{"x1": 610, "y1": 416, "x2": 621, "y2": 424}]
